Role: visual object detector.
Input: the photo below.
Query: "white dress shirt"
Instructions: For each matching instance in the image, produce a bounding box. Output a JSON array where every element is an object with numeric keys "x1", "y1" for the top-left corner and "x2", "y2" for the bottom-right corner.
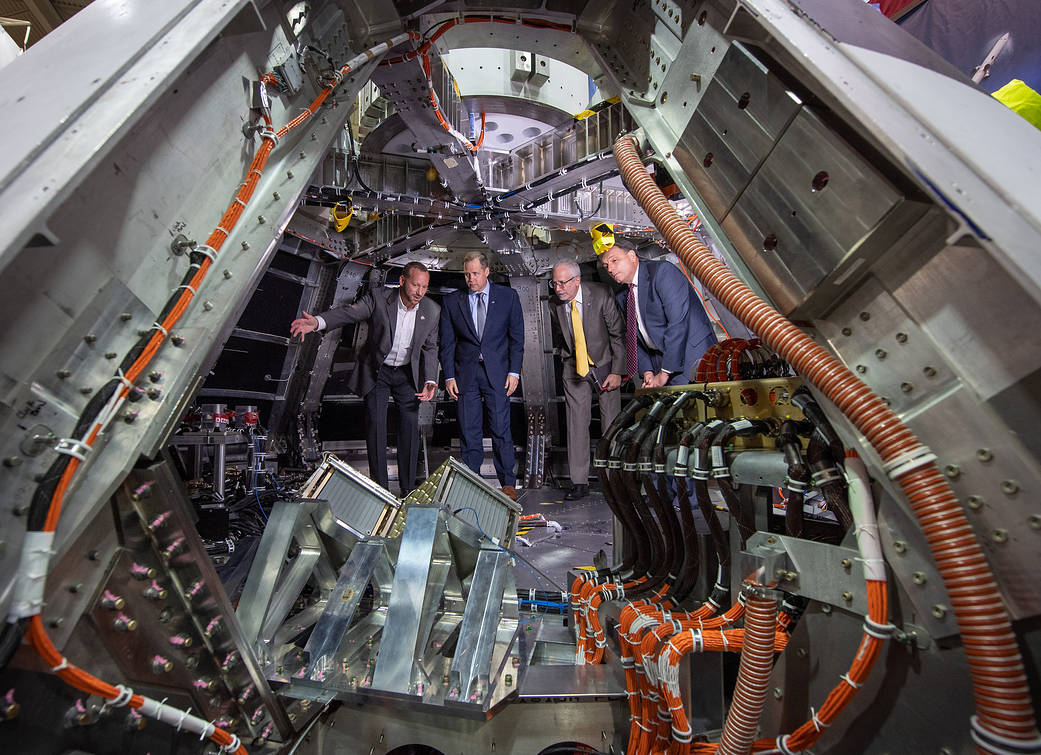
[
  {"x1": 629, "y1": 268, "x2": 657, "y2": 351},
  {"x1": 384, "y1": 295, "x2": 418, "y2": 366}
]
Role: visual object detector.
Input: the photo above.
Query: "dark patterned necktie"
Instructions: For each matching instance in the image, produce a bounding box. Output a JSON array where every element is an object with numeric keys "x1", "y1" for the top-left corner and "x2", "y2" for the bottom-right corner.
[{"x1": 625, "y1": 285, "x2": 638, "y2": 378}]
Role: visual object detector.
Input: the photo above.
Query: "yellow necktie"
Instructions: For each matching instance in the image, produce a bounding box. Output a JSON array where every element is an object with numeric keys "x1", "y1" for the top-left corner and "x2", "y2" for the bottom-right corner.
[{"x1": 571, "y1": 299, "x2": 591, "y2": 377}]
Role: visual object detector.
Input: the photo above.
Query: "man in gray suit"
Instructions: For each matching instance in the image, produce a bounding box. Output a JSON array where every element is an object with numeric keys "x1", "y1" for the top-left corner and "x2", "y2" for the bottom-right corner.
[
  {"x1": 549, "y1": 260, "x2": 624, "y2": 500},
  {"x1": 290, "y1": 261, "x2": 440, "y2": 495}
]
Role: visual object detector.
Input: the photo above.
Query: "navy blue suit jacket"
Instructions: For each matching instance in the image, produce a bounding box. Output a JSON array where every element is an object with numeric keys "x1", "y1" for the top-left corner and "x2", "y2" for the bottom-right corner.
[
  {"x1": 616, "y1": 259, "x2": 716, "y2": 381},
  {"x1": 440, "y1": 283, "x2": 524, "y2": 390}
]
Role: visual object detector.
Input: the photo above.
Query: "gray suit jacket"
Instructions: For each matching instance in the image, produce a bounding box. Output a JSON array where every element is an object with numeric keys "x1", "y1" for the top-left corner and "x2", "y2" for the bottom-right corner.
[
  {"x1": 321, "y1": 287, "x2": 440, "y2": 396},
  {"x1": 551, "y1": 281, "x2": 625, "y2": 380}
]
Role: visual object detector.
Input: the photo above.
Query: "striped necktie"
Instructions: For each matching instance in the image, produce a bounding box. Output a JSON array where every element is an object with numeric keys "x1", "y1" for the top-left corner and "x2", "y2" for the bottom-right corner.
[{"x1": 625, "y1": 285, "x2": 638, "y2": 378}]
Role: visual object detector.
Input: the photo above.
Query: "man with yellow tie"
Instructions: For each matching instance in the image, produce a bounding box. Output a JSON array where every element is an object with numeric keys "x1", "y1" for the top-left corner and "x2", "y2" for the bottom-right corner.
[{"x1": 550, "y1": 260, "x2": 625, "y2": 500}]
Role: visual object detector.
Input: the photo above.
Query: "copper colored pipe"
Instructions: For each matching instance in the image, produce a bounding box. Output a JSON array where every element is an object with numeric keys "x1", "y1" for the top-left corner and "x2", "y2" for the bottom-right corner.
[
  {"x1": 613, "y1": 133, "x2": 1038, "y2": 749},
  {"x1": 717, "y1": 592, "x2": 779, "y2": 755}
]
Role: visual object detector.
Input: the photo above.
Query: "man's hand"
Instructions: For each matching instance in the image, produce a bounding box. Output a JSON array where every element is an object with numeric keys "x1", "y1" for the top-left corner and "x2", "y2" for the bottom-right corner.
[
  {"x1": 445, "y1": 378, "x2": 459, "y2": 400},
  {"x1": 290, "y1": 311, "x2": 319, "y2": 341},
  {"x1": 505, "y1": 375, "x2": 519, "y2": 396},
  {"x1": 416, "y1": 383, "x2": 436, "y2": 402},
  {"x1": 602, "y1": 373, "x2": 622, "y2": 391},
  {"x1": 643, "y1": 370, "x2": 669, "y2": 388}
]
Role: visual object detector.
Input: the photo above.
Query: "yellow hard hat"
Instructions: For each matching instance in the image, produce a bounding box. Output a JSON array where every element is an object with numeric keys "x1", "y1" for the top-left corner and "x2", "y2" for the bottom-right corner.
[
  {"x1": 590, "y1": 222, "x2": 615, "y2": 255},
  {"x1": 331, "y1": 199, "x2": 354, "y2": 232}
]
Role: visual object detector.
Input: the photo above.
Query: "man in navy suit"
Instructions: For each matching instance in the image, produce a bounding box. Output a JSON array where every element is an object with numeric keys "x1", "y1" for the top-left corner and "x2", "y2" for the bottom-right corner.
[
  {"x1": 440, "y1": 251, "x2": 524, "y2": 500},
  {"x1": 601, "y1": 240, "x2": 717, "y2": 387}
]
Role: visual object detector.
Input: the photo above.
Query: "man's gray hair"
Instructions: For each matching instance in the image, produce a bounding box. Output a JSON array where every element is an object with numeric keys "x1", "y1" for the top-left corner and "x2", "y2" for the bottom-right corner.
[
  {"x1": 553, "y1": 259, "x2": 581, "y2": 278},
  {"x1": 462, "y1": 250, "x2": 490, "y2": 269}
]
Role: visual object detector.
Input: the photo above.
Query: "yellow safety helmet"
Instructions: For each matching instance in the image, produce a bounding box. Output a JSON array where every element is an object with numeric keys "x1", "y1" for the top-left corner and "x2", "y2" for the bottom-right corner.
[
  {"x1": 590, "y1": 222, "x2": 615, "y2": 255},
  {"x1": 331, "y1": 199, "x2": 353, "y2": 232}
]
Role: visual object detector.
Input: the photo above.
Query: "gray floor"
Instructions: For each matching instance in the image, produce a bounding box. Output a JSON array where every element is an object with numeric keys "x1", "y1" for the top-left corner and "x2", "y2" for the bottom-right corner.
[{"x1": 511, "y1": 485, "x2": 615, "y2": 594}]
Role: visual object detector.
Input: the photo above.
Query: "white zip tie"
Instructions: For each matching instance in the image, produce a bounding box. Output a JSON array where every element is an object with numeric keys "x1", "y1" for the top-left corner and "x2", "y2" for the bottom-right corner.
[
  {"x1": 258, "y1": 126, "x2": 280, "y2": 145},
  {"x1": 195, "y1": 245, "x2": 218, "y2": 262},
  {"x1": 219, "y1": 734, "x2": 241, "y2": 753},
  {"x1": 811, "y1": 467, "x2": 844, "y2": 486},
  {"x1": 811, "y1": 706, "x2": 828, "y2": 731},
  {"x1": 176, "y1": 706, "x2": 190, "y2": 730},
  {"x1": 55, "y1": 438, "x2": 90, "y2": 462},
  {"x1": 151, "y1": 322, "x2": 169, "y2": 338},
  {"x1": 233, "y1": 197, "x2": 247, "y2": 208},
  {"x1": 719, "y1": 631, "x2": 729, "y2": 651},
  {"x1": 883, "y1": 444, "x2": 937, "y2": 479},
  {"x1": 201, "y1": 721, "x2": 217, "y2": 740},
  {"x1": 51, "y1": 657, "x2": 70, "y2": 672},
  {"x1": 110, "y1": 685, "x2": 134, "y2": 707},
  {"x1": 175, "y1": 284, "x2": 197, "y2": 296},
  {"x1": 970, "y1": 715, "x2": 1041, "y2": 754},
  {"x1": 862, "y1": 616, "x2": 896, "y2": 640},
  {"x1": 776, "y1": 734, "x2": 797, "y2": 755},
  {"x1": 115, "y1": 370, "x2": 134, "y2": 392},
  {"x1": 212, "y1": 226, "x2": 229, "y2": 238},
  {"x1": 840, "y1": 672, "x2": 863, "y2": 689}
]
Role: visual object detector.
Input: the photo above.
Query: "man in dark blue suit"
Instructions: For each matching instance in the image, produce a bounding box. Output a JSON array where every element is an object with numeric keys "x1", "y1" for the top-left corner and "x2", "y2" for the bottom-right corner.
[
  {"x1": 602, "y1": 240, "x2": 717, "y2": 387},
  {"x1": 440, "y1": 251, "x2": 525, "y2": 499}
]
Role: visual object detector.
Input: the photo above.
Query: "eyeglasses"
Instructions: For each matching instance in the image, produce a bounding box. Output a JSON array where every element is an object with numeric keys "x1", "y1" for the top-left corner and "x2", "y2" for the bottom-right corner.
[{"x1": 551, "y1": 275, "x2": 578, "y2": 289}]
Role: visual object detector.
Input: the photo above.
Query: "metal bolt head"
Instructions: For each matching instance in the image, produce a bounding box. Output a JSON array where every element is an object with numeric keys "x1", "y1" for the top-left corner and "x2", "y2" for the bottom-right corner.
[
  {"x1": 241, "y1": 241, "x2": 250, "y2": 250},
  {"x1": 272, "y1": 191, "x2": 280, "y2": 200},
  {"x1": 57, "y1": 369, "x2": 71, "y2": 379},
  {"x1": 120, "y1": 312, "x2": 132, "y2": 321},
  {"x1": 855, "y1": 365, "x2": 867, "y2": 374},
  {"x1": 820, "y1": 604, "x2": 832, "y2": 615},
  {"x1": 859, "y1": 311, "x2": 871, "y2": 321},
  {"x1": 992, "y1": 529, "x2": 1009, "y2": 544},
  {"x1": 875, "y1": 348, "x2": 887, "y2": 359},
  {"x1": 931, "y1": 604, "x2": 947, "y2": 620},
  {"x1": 944, "y1": 464, "x2": 960, "y2": 479},
  {"x1": 84, "y1": 333, "x2": 97, "y2": 344},
  {"x1": 893, "y1": 540, "x2": 907, "y2": 554},
  {"x1": 773, "y1": 687, "x2": 783, "y2": 699},
  {"x1": 287, "y1": 170, "x2": 294, "y2": 179},
  {"x1": 912, "y1": 571, "x2": 926, "y2": 585},
  {"x1": 766, "y1": 536, "x2": 777, "y2": 544},
  {"x1": 3, "y1": 457, "x2": 22, "y2": 468},
  {"x1": 895, "y1": 332, "x2": 908, "y2": 343},
  {"x1": 105, "y1": 351, "x2": 117, "y2": 359},
  {"x1": 841, "y1": 327, "x2": 852, "y2": 336},
  {"x1": 170, "y1": 335, "x2": 184, "y2": 347},
  {"x1": 203, "y1": 300, "x2": 213, "y2": 311},
  {"x1": 976, "y1": 448, "x2": 993, "y2": 462},
  {"x1": 223, "y1": 269, "x2": 232, "y2": 279},
  {"x1": 923, "y1": 366, "x2": 937, "y2": 378},
  {"x1": 841, "y1": 558, "x2": 852, "y2": 570},
  {"x1": 966, "y1": 495, "x2": 984, "y2": 511},
  {"x1": 79, "y1": 387, "x2": 93, "y2": 395},
  {"x1": 257, "y1": 215, "x2": 266, "y2": 224},
  {"x1": 1028, "y1": 514, "x2": 1041, "y2": 530},
  {"x1": 900, "y1": 382, "x2": 914, "y2": 393},
  {"x1": 299, "y1": 151, "x2": 306, "y2": 159},
  {"x1": 1001, "y1": 479, "x2": 1020, "y2": 495},
  {"x1": 841, "y1": 591, "x2": 853, "y2": 602}
]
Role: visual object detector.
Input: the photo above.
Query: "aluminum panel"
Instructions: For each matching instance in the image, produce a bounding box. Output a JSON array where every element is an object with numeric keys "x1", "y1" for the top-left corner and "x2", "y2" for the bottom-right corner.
[
  {"x1": 674, "y1": 43, "x2": 802, "y2": 219},
  {"x1": 317, "y1": 456, "x2": 401, "y2": 536},
  {"x1": 722, "y1": 107, "x2": 906, "y2": 314},
  {"x1": 372, "y1": 506, "x2": 441, "y2": 694}
]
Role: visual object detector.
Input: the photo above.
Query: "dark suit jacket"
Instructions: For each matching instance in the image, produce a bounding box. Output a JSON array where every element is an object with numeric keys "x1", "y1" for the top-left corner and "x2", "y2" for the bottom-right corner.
[
  {"x1": 551, "y1": 281, "x2": 625, "y2": 380},
  {"x1": 615, "y1": 259, "x2": 716, "y2": 380},
  {"x1": 440, "y1": 283, "x2": 524, "y2": 390},
  {"x1": 320, "y1": 287, "x2": 440, "y2": 396}
]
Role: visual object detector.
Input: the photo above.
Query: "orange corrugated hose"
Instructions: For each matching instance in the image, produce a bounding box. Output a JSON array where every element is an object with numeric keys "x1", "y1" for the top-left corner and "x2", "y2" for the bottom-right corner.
[
  {"x1": 22, "y1": 33, "x2": 424, "y2": 754},
  {"x1": 616, "y1": 132, "x2": 1038, "y2": 752}
]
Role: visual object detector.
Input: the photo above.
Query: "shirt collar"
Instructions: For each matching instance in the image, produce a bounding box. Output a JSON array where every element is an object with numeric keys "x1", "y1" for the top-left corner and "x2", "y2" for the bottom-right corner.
[
  {"x1": 572, "y1": 285, "x2": 584, "y2": 305},
  {"x1": 397, "y1": 293, "x2": 418, "y2": 313},
  {"x1": 470, "y1": 281, "x2": 491, "y2": 298}
]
